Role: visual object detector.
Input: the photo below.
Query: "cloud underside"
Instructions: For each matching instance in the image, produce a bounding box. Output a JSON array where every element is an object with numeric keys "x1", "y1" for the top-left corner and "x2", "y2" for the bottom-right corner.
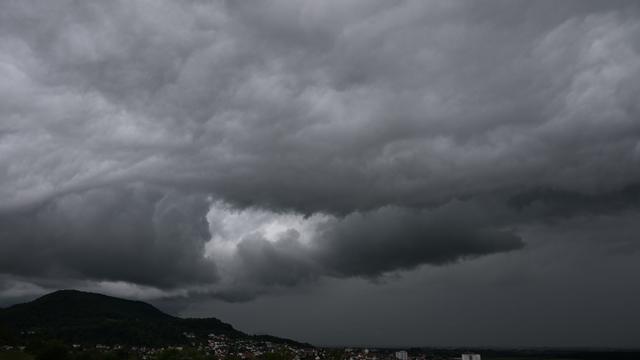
[
  {"x1": 1, "y1": 0, "x2": 640, "y2": 301},
  {"x1": 0, "y1": 186, "x2": 526, "y2": 301}
]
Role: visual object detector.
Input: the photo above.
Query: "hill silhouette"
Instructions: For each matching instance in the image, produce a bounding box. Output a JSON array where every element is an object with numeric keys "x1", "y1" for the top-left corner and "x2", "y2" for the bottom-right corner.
[{"x1": 0, "y1": 290, "x2": 302, "y2": 347}]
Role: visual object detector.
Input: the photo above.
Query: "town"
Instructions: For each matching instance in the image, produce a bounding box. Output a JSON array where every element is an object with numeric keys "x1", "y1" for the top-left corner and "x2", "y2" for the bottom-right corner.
[{"x1": 1, "y1": 333, "x2": 482, "y2": 360}]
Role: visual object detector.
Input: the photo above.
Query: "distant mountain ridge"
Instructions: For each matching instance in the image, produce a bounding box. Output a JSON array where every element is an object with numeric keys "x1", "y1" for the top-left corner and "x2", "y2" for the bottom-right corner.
[{"x1": 0, "y1": 290, "x2": 305, "y2": 347}]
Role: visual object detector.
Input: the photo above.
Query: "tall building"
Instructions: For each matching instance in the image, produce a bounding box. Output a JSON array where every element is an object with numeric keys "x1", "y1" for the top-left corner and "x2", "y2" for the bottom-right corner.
[
  {"x1": 461, "y1": 354, "x2": 481, "y2": 360},
  {"x1": 395, "y1": 350, "x2": 408, "y2": 360}
]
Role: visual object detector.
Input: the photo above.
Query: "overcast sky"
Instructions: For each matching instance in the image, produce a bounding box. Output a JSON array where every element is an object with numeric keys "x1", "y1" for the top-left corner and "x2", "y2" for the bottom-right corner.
[{"x1": 1, "y1": 0, "x2": 640, "y2": 348}]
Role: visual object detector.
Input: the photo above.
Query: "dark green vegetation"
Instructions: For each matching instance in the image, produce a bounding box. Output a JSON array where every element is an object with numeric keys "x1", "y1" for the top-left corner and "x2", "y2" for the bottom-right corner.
[
  {"x1": 0, "y1": 351, "x2": 33, "y2": 360},
  {"x1": 0, "y1": 290, "x2": 302, "y2": 347},
  {"x1": 1, "y1": 345, "x2": 295, "y2": 360}
]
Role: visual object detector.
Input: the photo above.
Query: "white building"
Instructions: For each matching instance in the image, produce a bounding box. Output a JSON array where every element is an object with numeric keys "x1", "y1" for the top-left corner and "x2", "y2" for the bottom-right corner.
[
  {"x1": 461, "y1": 354, "x2": 481, "y2": 360},
  {"x1": 395, "y1": 350, "x2": 408, "y2": 360}
]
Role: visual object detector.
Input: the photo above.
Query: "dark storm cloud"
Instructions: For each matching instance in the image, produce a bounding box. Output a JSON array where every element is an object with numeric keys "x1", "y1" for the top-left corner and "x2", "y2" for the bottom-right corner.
[
  {"x1": 0, "y1": 185, "x2": 216, "y2": 288},
  {"x1": 313, "y1": 206, "x2": 523, "y2": 278},
  {"x1": 1, "y1": 0, "x2": 640, "y2": 304},
  {"x1": 208, "y1": 201, "x2": 523, "y2": 301},
  {"x1": 509, "y1": 184, "x2": 640, "y2": 218},
  {"x1": 181, "y1": 211, "x2": 640, "y2": 349}
]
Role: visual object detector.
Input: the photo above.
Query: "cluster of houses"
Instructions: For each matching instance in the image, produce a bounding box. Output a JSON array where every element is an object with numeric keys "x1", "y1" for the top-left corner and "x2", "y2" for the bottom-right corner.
[
  {"x1": 1, "y1": 345, "x2": 25, "y2": 352},
  {"x1": 78, "y1": 340, "x2": 481, "y2": 360},
  {"x1": 55, "y1": 335, "x2": 312, "y2": 359},
  {"x1": 3, "y1": 334, "x2": 481, "y2": 360}
]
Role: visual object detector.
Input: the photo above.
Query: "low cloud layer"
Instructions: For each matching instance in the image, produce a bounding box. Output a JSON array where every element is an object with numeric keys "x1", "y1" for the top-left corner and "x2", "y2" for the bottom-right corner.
[
  {"x1": 0, "y1": 185, "x2": 216, "y2": 288},
  {"x1": 1, "y1": 0, "x2": 640, "y2": 310}
]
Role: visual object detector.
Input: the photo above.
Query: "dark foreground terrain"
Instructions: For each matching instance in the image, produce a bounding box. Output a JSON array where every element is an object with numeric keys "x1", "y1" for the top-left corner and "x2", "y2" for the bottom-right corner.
[{"x1": 3, "y1": 347, "x2": 640, "y2": 360}]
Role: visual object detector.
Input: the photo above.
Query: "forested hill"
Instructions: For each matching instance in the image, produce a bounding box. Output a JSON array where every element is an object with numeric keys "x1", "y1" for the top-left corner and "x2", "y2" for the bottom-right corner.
[{"x1": 0, "y1": 290, "x2": 303, "y2": 347}]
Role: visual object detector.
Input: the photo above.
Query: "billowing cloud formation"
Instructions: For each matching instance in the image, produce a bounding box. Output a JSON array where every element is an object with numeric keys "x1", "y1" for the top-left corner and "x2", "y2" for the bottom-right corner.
[
  {"x1": 1, "y1": 0, "x2": 640, "y2": 301},
  {"x1": 0, "y1": 185, "x2": 215, "y2": 287},
  {"x1": 203, "y1": 200, "x2": 523, "y2": 300}
]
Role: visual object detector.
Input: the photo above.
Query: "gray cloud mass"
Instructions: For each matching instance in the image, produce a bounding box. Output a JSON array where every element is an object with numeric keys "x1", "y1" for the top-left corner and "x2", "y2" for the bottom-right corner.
[{"x1": 1, "y1": 0, "x2": 640, "y2": 346}]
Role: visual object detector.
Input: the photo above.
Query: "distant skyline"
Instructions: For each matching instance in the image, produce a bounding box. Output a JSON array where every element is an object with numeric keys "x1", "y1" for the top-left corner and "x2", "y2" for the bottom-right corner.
[{"x1": 1, "y1": 0, "x2": 640, "y2": 348}]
